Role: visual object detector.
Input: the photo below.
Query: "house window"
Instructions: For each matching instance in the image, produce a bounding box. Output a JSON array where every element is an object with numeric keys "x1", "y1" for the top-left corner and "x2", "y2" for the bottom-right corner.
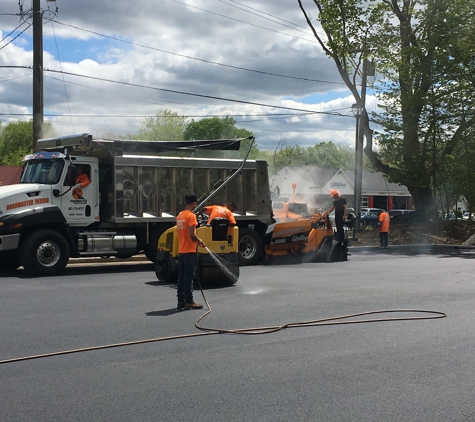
[{"x1": 361, "y1": 196, "x2": 368, "y2": 207}]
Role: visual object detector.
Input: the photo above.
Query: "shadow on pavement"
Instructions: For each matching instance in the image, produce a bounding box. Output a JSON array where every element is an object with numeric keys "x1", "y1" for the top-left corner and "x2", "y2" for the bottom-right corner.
[
  {"x1": 0, "y1": 262, "x2": 155, "y2": 279},
  {"x1": 145, "y1": 308, "x2": 183, "y2": 317}
]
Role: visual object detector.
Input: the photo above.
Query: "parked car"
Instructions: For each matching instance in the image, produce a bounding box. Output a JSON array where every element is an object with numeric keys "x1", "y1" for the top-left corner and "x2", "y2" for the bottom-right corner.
[
  {"x1": 438, "y1": 211, "x2": 456, "y2": 220},
  {"x1": 360, "y1": 211, "x2": 380, "y2": 227},
  {"x1": 462, "y1": 212, "x2": 473, "y2": 220},
  {"x1": 361, "y1": 207, "x2": 385, "y2": 214},
  {"x1": 389, "y1": 209, "x2": 415, "y2": 218}
]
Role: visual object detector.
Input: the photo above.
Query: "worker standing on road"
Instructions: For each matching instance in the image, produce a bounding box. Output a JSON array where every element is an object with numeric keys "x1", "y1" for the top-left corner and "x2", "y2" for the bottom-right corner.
[
  {"x1": 378, "y1": 209, "x2": 390, "y2": 248},
  {"x1": 200, "y1": 202, "x2": 237, "y2": 226},
  {"x1": 326, "y1": 190, "x2": 348, "y2": 244},
  {"x1": 176, "y1": 193, "x2": 206, "y2": 310}
]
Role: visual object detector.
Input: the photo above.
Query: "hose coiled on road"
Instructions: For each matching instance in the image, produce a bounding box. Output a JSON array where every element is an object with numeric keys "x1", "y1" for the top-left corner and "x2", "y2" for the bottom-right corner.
[{"x1": 0, "y1": 284, "x2": 446, "y2": 365}]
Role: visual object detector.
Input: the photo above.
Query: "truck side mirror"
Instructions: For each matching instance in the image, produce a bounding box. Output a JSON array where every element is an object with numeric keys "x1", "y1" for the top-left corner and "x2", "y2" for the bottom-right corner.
[
  {"x1": 66, "y1": 164, "x2": 77, "y2": 187},
  {"x1": 53, "y1": 189, "x2": 60, "y2": 197}
]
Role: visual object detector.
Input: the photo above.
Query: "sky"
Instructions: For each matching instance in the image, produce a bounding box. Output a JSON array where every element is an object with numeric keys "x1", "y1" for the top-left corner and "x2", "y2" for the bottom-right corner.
[{"x1": 0, "y1": 0, "x2": 378, "y2": 151}]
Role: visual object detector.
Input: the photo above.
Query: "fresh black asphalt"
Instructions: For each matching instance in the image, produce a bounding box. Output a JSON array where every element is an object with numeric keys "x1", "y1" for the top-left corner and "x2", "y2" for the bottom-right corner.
[{"x1": 1, "y1": 245, "x2": 474, "y2": 421}]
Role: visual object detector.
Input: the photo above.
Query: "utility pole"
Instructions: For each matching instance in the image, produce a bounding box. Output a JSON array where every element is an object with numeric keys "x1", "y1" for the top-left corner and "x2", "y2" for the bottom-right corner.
[
  {"x1": 352, "y1": 58, "x2": 375, "y2": 238},
  {"x1": 354, "y1": 59, "x2": 368, "y2": 232},
  {"x1": 32, "y1": 0, "x2": 44, "y2": 151},
  {"x1": 351, "y1": 102, "x2": 363, "y2": 240}
]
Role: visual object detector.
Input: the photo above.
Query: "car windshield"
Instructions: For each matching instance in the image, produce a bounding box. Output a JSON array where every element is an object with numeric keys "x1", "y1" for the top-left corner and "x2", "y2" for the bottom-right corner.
[
  {"x1": 362, "y1": 212, "x2": 378, "y2": 217},
  {"x1": 21, "y1": 159, "x2": 64, "y2": 185}
]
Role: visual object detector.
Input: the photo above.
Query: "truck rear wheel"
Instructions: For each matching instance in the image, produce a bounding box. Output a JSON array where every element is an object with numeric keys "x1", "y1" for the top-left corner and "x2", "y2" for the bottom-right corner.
[
  {"x1": 21, "y1": 230, "x2": 70, "y2": 276},
  {"x1": 238, "y1": 227, "x2": 262, "y2": 266}
]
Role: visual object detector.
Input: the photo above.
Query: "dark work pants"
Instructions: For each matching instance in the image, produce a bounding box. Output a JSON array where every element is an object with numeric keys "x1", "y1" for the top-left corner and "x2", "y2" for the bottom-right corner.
[
  {"x1": 380, "y1": 232, "x2": 388, "y2": 247},
  {"x1": 335, "y1": 216, "x2": 345, "y2": 243},
  {"x1": 177, "y1": 253, "x2": 196, "y2": 304}
]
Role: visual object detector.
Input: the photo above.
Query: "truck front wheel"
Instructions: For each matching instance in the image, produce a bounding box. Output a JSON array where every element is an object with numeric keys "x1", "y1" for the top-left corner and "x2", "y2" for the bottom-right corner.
[{"x1": 21, "y1": 230, "x2": 70, "y2": 276}]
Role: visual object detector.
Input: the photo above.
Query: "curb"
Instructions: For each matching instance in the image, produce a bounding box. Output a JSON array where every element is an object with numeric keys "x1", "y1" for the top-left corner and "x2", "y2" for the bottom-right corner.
[{"x1": 68, "y1": 255, "x2": 150, "y2": 265}]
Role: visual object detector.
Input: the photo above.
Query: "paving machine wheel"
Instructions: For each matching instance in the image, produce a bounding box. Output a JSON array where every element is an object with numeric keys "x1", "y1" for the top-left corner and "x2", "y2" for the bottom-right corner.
[
  {"x1": 196, "y1": 224, "x2": 240, "y2": 287},
  {"x1": 155, "y1": 252, "x2": 178, "y2": 283},
  {"x1": 145, "y1": 224, "x2": 173, "y2": 262},
  {"x1": 154, "y1": 224, "x2": 240, "y2": 287},
  {"x1": 195, "y1": 252, "x2": 239, "y2": 287}
]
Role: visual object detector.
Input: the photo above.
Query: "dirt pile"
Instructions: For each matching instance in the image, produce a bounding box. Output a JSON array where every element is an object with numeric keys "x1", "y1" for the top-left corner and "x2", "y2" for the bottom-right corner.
[{"x1": 351, "y1": 220, "x2": 475, "y2": 247}]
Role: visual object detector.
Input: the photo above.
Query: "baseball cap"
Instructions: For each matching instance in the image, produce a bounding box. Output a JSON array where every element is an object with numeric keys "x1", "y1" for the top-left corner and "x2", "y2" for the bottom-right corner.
[
  {"x1": 329, "y1": 189, "x2": 340, "y2": 198},
  {"x1": 185, "y1": 193, "x2": 197, "y2": 203}
]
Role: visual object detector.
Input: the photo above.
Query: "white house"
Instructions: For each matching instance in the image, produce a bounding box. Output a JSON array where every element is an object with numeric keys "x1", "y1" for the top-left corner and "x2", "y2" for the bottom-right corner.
[{"x1": 270, "y1": 166, "x2": 412, "y2": 212}]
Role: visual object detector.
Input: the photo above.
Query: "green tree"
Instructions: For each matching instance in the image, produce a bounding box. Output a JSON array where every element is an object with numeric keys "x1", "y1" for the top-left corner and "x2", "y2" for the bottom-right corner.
[
  {"x1": 0, "y1": 120, "x2": 33, "y2": 162},
  {"x1": 0, "y1": 120, "x2": 57, "y2": 166},
  {"x1": 184, "y1": 116, "x2": 258, "y2": 158},
  {"x1": 298, "y1": 0, "x2": 475, "y2": 213},
  {"x1": 184, "y1": 116, "x2": 249, "y2": 139},
  {"x1": 306, "y1": 142, "x2": 356, "y2": 169},
  {"x1": 269, "y1": 139, "x2": 369, "y2": 175},
  {"x1": 135, "y1": 109, "x2": 188, "y2": 141}
]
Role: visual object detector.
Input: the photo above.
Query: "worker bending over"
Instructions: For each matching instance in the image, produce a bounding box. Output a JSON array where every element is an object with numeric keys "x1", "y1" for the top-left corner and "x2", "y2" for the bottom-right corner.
[{"x1": 200, "y1": 202, "x2": 237, "y2": 226}]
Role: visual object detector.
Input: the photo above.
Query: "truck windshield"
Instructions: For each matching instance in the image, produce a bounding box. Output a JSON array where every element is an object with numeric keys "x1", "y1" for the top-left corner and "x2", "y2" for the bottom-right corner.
[{"x1": 21, "y1": 159, "x2": 64, "y2": 185}]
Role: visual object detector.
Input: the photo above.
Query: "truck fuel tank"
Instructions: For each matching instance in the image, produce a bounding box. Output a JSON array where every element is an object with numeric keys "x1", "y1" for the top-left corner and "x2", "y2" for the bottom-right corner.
[{"x1": 77, "y1": 231, "x2": 137, "y2": 257}]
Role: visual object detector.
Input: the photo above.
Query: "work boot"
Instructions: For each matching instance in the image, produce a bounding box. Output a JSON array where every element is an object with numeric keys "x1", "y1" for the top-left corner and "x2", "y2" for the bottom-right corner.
[
  {"x1": 185, "y1": 302, "x2": 203, "y2": 310},
  {"x1": 177, "y1": 302, "x2": 185, "y2": 309}
]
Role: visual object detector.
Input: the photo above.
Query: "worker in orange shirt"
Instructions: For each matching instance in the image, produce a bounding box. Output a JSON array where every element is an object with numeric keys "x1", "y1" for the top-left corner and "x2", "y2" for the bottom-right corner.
[
  {"x1": 72, "y1": 164, "x2": 91, "y2": 199},
  {"x1": 378, "y1": 209, "x2": 390, "y2": 248},
  {"x1": 176, "y1": 193, "x2": 206, "y2": 310},
  {"x1": 201, "y1": 202, "x2": 237, "y2": 226}
]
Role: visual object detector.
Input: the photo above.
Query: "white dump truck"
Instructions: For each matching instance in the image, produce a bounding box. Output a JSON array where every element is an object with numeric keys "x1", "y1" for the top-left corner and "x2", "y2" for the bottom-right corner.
[{"x1": 0, "y1": 134, "x2": 273, "y2": 275}]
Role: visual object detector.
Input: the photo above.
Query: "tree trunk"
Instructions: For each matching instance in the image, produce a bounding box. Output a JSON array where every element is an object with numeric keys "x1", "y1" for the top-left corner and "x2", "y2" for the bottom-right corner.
[{"x1": 408, "y1": 186, "x2": 434, "y2": 213}]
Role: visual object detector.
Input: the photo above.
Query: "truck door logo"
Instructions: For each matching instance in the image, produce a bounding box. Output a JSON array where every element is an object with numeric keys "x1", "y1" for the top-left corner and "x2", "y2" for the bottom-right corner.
[{"x1": 72, "y1": 187, "x2": 85, "y2": 199}]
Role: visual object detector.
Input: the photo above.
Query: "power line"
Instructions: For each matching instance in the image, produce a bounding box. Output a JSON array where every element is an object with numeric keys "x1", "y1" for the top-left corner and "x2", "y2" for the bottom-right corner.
[
  {"x1": 168, "y1": 0, "x2": 317, "y2": 44},
  {"x1": 49, "y1": 20, "x2": 74, "y2": 130},
  {"x1": 44, "y1": 74, "x2": 193, "y2": 109},
  {"x1": 0, "y1": 65, "x2": 353, "y2": 120},
  {"x1": 43, "y1": 67, "x2": 347, "y2": 117},
  {"x1": 51, "y1": 20, "x2": 344, "y2": 86},
  {"x1": 0, "y1": 73, "x2": 31, "y2": 83},
  {"x1": 216, "y1": 0, "x2": 313, "y2": 36},
  {"x1": 0, "y1": 22, "x2": 32, "y2": 52},
  {"x1": 0, "y1": 22, "x2": 26, "y2": 44},
  {"x1": 0, "y1": 112, "x2": 317, "y2": 119}
]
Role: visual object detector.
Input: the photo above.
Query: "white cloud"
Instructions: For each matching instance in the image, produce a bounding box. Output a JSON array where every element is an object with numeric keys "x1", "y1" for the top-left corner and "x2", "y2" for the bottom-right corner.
[{"x1": 0, "y1": 0, "x2": 376, "y2": 150}]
